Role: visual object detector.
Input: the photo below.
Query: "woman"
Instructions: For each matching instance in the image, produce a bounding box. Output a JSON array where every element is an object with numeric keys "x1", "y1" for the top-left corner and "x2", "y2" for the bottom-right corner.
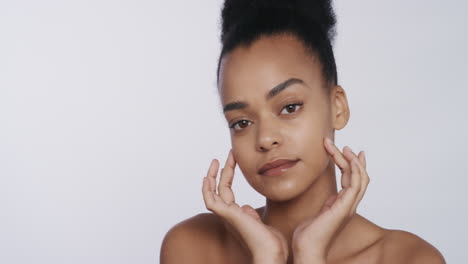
[{"x1": 160, "y1": 0, "x2": 445, "y2": 263}]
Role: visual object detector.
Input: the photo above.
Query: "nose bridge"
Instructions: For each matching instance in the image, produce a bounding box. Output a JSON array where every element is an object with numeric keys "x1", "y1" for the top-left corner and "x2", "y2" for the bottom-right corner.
[{"x1": 255, "y1": 113, "x2": 282, "y2": 151}]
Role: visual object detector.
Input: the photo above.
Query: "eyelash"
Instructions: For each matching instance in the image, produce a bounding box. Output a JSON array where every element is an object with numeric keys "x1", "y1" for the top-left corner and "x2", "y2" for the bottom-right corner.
[{"x1": 229, "y1": 102, "x2": 304, "y2": 132}]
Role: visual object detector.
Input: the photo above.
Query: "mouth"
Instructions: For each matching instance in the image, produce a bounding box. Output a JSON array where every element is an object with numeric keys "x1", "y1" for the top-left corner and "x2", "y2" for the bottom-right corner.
[{"x1": 258, "y1": 159, "x2": 300, "y2": 177}]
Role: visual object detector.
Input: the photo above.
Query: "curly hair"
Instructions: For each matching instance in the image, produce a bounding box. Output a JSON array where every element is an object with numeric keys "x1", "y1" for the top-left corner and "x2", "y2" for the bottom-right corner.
[{"x1": 217, "y1": 0, "x2": 338, "y2": 88}]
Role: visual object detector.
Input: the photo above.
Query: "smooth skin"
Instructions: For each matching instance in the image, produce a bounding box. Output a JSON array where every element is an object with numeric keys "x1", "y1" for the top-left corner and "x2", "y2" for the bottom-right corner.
[
  {"x1": 160, "y1": 33, "x2": 445, "y2": 264},
  {"x1": 203, "y1": 140, "x2": 368, "y2": 264}
]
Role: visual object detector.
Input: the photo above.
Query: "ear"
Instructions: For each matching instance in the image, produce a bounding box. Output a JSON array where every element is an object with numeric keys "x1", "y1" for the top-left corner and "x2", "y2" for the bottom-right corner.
[{"x1": 330, "y1": 85, "x2": 350, "y2": 130}]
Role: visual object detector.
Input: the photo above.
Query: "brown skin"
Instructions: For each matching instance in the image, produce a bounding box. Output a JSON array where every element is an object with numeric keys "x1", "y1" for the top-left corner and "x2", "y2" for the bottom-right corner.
[{"x1": 160, "y1": 33, "x2": 445, "y2": 264}]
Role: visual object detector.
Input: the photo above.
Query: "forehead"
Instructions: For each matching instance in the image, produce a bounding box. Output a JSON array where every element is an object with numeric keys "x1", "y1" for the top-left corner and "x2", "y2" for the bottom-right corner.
[{"x1": 218, "y1": 33, "x2": 323, "y2": 104}]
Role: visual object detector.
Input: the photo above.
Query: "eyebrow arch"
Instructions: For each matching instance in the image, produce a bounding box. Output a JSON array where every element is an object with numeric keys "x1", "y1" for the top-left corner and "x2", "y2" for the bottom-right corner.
[{"x1": 222, "y1": 78, "x2": 305, "y2": 113}]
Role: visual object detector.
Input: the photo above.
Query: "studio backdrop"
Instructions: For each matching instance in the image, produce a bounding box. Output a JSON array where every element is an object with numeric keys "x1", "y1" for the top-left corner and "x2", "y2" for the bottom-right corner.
[{"x1": 0, "y1": 0, "x2": 466, "y2": 263}]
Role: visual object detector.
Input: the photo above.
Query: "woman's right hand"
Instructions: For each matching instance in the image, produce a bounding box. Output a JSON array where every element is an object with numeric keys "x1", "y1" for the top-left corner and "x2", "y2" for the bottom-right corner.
[{"x1": 202, "y1": 149, "x2": 288, "y2": 264}]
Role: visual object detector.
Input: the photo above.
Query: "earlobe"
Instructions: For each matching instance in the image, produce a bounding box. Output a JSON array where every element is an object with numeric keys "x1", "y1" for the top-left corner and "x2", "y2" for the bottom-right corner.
[{"x1": 331, "y1": 85, "x2": 350, "y2": 130}]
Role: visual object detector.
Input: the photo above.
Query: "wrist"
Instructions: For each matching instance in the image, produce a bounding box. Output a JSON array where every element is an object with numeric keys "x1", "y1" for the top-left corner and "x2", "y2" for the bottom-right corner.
[
  {"x1": 253, "y1": 257, "x2": 285, "y2": 264},
  {"x1": 253, "y1": 252, "x2": 286, "y2": 264},
  {"x1": 293, "y1": 251, "x2": 326, "y2": 264},
  {"x1": 252, "y1": 245, "x2": 287, "y2": 264},
  {"x1": 292, "y1": 246, "x2": 326, "y2": 264},
  {"x1": 294, "y1": 257, "x2": 326, "y2": 264}
]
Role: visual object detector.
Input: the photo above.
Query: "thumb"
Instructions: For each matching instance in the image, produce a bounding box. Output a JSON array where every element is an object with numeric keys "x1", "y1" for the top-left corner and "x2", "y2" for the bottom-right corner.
[
  {"x1": 241, "y1": 205, "x2": 262, "y2": 222},
  {"x1": 320, "y1": 194, "x2": 338, "y2": 214}
]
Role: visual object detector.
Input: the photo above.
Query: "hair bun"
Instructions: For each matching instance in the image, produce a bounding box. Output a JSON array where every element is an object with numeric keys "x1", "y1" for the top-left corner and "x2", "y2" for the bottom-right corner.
[{"x1": 221, "y1": 0, "x2": 336, "y2": 43}]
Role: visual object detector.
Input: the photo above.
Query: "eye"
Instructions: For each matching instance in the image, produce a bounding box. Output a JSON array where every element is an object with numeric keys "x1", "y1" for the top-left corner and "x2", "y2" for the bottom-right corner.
[
  {"x1": 230, "y1": 120, "x2": 252, "y2": 132},
  {"x1": 280, "y1": 102, "x2": 303, "y2": 115}
]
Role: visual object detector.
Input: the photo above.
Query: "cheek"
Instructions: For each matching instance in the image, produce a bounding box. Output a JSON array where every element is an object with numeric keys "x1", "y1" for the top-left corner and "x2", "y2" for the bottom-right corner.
[
  {"x1": 298, "y1": 118, "x2": 330, "y2": 174},
  {"x1": 231, "y1": 141, "x2": 254, "y2": 172},
  {"x1": 302, "y1": 124, "x2": 325, "y2": 149}
]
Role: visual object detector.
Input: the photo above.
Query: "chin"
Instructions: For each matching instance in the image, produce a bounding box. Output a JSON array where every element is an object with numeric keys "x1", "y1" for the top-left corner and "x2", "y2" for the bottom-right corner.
[
  {"x1": 262, "y1": 188, "x2": 304, "y2": 202},
  {"x1": 243, "y1": 165, "x2": 318, "y2": 202},
  {"x1": 263, "y1": 179, "x2": 316, "y2": 201}
]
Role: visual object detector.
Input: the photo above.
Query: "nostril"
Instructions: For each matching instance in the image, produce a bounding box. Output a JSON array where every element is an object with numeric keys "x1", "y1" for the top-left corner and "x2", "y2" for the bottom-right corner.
[{"x1": 258, "y1": 140, "x2": 279, "y2": 152}]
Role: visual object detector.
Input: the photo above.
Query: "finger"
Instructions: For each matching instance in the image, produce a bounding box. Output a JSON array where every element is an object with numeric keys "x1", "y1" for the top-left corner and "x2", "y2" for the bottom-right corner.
[
  {"x1": 342, "y1": 146, "x2": 353, "y2": 162},
  {"x1": 202, "y1": 177, "x2": 218, "y2": 207},
  {"x1": 342, "y1": 148, "x2": 368, "y2": 207},
  {"x1": 340, "y1": 147, "x2": 352, "y2": 188},
  {"x1": 349, "y1": 157, "x2": 361, "y2": 191},
  {"x1": 218, "y1": 149, "x2": 236, "y2": 203},
  {"x1": 241, "y1": 205, "x2": 262, "y2": 222},
  {"x1": 324, "y1": 137, "x2": 351, "y2": 188},
  {"x1": 359, "y1": 151, "x2": 366, "y2": 169},
  {"x1": 202, "y1": 160, "x2": 219, "y2": 210},
  {"x1": 320, "y1": 194, "x2": 338, "y2": 213},
  {"x1": 351, "y1": 159, "x2": 370, "y2": 213},
  {"x1": 341, "y1": 148, "x2": 368, "y2": 213},
  {"x1": 337, "y1": 156, "x2": 362, "y2": 215},
  {"x1": 207, "y1": 159, "x2": 220, "y2": 193},
  {"x1": 342, "y1": 146, "x2": 365, "y2": 170},
  {"x1": 202, "y1": 177, "x2": 211, "y2": 202}
]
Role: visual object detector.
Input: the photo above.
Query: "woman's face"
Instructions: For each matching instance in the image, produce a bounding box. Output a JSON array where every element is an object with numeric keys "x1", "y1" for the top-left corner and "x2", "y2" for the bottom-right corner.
[{"x1": 218, "y1": 33, "x2": 344, "y2": 201}]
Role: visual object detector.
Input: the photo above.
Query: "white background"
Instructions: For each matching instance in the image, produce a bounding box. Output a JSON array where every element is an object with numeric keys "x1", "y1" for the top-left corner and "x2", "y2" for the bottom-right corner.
[{"x1": 1, "y1": 0, "x2": 467, "y2": 263}]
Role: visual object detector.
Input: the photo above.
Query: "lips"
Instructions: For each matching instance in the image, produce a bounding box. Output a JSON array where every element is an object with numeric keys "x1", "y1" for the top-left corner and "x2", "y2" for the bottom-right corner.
[{"x1": 258, "y1": 159, "x2": 299, "y2": 176}]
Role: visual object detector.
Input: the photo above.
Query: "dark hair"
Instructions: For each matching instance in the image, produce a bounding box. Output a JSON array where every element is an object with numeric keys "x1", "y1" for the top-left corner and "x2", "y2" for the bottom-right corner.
[{"x1": 217, "y1": 0, "x2": 338, "y2": 89}]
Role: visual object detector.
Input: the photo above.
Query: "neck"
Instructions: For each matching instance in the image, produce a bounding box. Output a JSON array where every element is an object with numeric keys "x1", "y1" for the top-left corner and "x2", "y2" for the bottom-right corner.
[
  {"x1": 248, "y1": 159, "x2": 382, "y2": 263},
  {"x1": 261, "y1": 158, "x2": 337, "y2": 244}
]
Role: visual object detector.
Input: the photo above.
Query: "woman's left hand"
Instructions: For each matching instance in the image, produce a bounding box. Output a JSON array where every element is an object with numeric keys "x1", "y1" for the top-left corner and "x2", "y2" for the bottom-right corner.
[{"x1": 291, "y1": 137, "x2": 369, "y2": 264}]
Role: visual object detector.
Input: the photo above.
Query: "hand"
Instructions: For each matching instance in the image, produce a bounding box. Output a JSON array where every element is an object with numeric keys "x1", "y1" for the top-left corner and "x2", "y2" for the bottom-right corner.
[
  {"x1": 202, "y1": 149, "x2": 288, "y2": 264},
  {"x1": 291, "y1": 137, "x2": 370, "y2": 263}
]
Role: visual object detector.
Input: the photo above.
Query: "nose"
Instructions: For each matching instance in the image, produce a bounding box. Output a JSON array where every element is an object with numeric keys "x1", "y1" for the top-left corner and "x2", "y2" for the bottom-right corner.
[{"x1": 255, "y1": 122, "x2": 282, "y2": 152}]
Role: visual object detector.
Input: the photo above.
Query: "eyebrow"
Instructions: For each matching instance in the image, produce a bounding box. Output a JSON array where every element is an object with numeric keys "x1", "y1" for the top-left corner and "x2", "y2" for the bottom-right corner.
[{"x1": 222, "y1": 78, "x2": 305, "y2": 113}]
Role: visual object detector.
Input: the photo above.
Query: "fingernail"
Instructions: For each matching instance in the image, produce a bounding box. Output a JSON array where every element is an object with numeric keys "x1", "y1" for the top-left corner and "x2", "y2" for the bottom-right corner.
[
  {"x1": 326, "y1": 137, "x2": 334, "y2": 146},
  {"x1": 363, "y1": 151, "x2": 366, "y2": 160}
]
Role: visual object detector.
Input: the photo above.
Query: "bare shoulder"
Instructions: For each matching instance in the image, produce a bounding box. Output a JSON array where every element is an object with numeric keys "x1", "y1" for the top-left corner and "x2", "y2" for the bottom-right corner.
[
  {"x1": 160, "y1": 213, "x2": 227, "y2": 264},
  {"x1": 380, "y1": 229, "x2": 445, "y2": 264}
]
